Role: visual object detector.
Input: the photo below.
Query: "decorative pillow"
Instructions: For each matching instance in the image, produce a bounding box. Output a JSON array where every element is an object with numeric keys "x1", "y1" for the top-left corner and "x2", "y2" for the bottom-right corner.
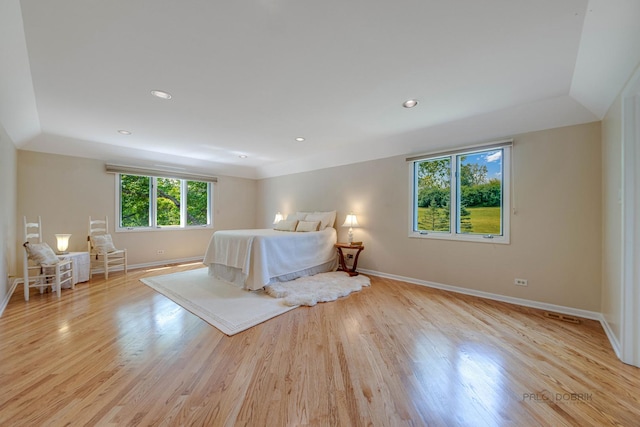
[
  {"x1": 296, "y1": 220, "x2": 321, "y2": 232},
  {"x1": 287, "y1": 212, "x2": 311, "y2": 221},
  {"x1": 315, "y1": 210, "x2": 336, "y2": 228},
  {"x1": 305, "y1": 211, "x2": 336, "y2": 229},
  {"x1": 91, "y1": 234, "x2": 117, "y2": 254},
  {"x1": 23, "y1": 242, "x2": 60, "y2": 265},
  {"x1": 274, "y1": 219, "x2": 298, "y2": 232}
]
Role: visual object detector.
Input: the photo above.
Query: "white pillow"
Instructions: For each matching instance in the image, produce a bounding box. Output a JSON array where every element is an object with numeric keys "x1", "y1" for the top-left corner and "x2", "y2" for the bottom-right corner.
[
  {"x1": 305, "y1": 211, "x2": 336, "y2": 229},
  {"x1": 296, "y1": 220, "x2": 321, "y2": 232},
  {"x1": 315, "y1": 210, "x2": 336, "y2": 228},
  {"x1": 91, "y1": 234, "x2": 117, "y2": 254},
  {"x1": 274, "y1": 219, "x2": 298, "y2": 231},
  {"x1": 286, "y1": 212, "x2": 311, "y2": 221},
  {"x1": 24, "y1": 242, "x2": 60, "y2": 265}
]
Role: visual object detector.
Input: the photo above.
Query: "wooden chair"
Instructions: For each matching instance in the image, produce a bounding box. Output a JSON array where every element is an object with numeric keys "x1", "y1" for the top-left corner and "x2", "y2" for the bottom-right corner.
[
  {"x1": 88, "y1": 216, "x2": 127, "y2": 279},
  {"x1": 23, "y1": 216, "x2": 74, "y2": 301}
]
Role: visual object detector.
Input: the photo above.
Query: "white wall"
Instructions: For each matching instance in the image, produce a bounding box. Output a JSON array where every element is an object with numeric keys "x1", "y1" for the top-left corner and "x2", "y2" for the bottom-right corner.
[
  {"x1": 258, "y1": 122, "x2": 602, "y2": 312},
  {"x1": 601, "y1": 65, "x2": 640, "y2": 366},
  {"x1": 0, "y1": 124, "x2": 18, "y2": 311},
  {"x1": 17, "y1": 151, "x2": 257, "y2": 270}
]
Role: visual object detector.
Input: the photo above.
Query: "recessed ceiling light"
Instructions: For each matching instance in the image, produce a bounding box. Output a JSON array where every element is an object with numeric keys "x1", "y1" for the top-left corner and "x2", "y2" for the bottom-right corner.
[
  {"x1": 117, "y1": 130, "x2": 132, "y2": 135},
  {"x1": 151, "y1": 90, "x2": 172, "y2": 100},
  {"x1": 239, "y1": 155, "x2": 247, "y2": 159},
  {"x1": 295, "y1": 137, "x2": 305, "y2": 142},
  {"x1": 403, "y1": 99, "x2": 418, "y2": 108}
]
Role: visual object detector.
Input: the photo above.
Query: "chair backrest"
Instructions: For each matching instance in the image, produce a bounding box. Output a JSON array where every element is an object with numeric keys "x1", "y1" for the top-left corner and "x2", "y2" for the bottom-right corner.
[
  {"x1": 89, "y1": 216, "x2": 109, "y2": 236},
  {"x1": 23, "y1": 216, "x2": 42, "y2": 284},
  {"x1": 88, "y1": 216, "x2": 108, "y2": 252},
  {"x1": 24, "y1": 216, "x2": 43, "y2": 244}
]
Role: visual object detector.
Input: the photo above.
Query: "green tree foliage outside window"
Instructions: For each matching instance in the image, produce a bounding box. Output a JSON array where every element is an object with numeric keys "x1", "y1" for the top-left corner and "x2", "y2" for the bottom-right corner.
[
  {"x1": 186, "y1": 181, "x2": 209, "y2": 226},
  {"x1": 416, "y1": 157, "x2": 451, "y2": 232},
  {"x1": 157, "y1": 178, "x2": 181, "y2": 226},
  {"x1": 119, "y1": 174, "x2": 211, "y2": 229},
  {"x1": 121, "y1": 175, "x2": 150, "y2": 228}
]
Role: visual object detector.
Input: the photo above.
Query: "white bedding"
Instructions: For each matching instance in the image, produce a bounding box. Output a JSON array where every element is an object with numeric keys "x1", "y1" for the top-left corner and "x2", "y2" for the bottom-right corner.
[{"x1": 203, "y1": 228, "x2": 338, "y2": 290}]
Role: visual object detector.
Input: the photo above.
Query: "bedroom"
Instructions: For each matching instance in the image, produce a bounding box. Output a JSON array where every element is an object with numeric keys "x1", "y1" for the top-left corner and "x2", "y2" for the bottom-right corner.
[{"x1": 1, "y1": 0, "x2": 640, "y2": 425}]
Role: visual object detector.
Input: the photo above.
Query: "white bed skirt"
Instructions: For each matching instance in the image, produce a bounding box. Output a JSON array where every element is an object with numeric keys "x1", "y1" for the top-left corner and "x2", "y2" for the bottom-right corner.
[{"x1": 209, "y1": 258, "x2": 338, "y2": 289}]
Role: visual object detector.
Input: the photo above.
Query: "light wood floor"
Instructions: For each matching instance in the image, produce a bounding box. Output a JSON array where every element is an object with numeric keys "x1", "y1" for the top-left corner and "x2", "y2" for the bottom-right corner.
[{"x1": 1, "y1": 263, "x2": 639, "y2": 426}]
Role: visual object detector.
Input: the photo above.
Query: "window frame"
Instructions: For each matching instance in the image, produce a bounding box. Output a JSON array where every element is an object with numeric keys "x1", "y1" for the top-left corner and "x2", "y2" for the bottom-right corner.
[
  {"x1": 115, "y1": 173, "x2": 213, "y2": 232},
  {"x1": 408, "y1": 142, "x2": 511, "y2": 244}
]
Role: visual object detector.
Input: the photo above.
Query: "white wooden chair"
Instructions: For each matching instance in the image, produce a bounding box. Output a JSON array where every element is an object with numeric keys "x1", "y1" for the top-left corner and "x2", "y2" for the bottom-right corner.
[
  {"x1": 23, "y1": 216, "x2": 74, "y2": 301},
  {"x1": 88, "y1": 216, "x2": 127, "y2": 279}
]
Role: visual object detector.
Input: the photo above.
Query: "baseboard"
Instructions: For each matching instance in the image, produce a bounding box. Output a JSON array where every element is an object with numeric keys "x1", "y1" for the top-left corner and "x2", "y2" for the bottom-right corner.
[
  {"x1": 0, "y1": 277, "x2": 21, "y2": 317},
  {"x1": 359, "y1": 268, "x2": 602, "y2": 321},
  {"x1": 598, "y1": 314, "x2": 622, "y2": 360}
]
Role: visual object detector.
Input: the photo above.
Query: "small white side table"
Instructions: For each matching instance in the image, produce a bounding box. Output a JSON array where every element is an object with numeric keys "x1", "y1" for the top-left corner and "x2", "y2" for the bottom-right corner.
[{"x1": 61, "y1": 252, "x2": 90, "y2": 286}]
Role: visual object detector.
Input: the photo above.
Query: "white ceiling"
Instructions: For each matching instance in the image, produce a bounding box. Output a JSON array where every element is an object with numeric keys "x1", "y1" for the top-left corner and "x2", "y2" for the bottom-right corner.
[{"x1": 2, "y1": 0, "x2": 639, "y2": 179}]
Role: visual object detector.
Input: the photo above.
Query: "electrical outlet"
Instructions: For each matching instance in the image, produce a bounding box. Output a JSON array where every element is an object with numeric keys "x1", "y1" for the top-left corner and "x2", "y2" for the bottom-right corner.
[
  {"x1": 347, "y1": 254, "x2": 354, "y2": 259},
  {"x1": 157, "y1": 250, "x2": 165, "y2": 255},
  {"x1": 514, "y1": 278, "x2": 528, "y2": 286}
]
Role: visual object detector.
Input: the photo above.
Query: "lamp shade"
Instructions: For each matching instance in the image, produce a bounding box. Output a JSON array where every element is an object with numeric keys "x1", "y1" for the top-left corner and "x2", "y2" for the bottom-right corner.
[
  {"x1": 55, "y1": 234, "x2": 72, "y2": 253},
  {"x1": 341, "y1": 214, "x2": 359, "y2": 228},
  {"x1": 273, "y1": 212, "x2": 284, "y2": 224}
]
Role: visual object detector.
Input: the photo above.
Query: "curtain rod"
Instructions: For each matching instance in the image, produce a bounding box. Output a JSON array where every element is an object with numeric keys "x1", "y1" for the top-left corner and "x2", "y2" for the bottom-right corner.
[{"x1": 405, "y1": 139, "x2": 513, "y2": 162}]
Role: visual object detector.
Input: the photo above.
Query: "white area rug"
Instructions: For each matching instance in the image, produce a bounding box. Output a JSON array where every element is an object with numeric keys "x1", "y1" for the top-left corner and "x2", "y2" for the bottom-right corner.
[
  {"x1": 140, "y1": 268, "x2": 297, "y2": 336},
  {"x1": 265, "y1": 271, "x2": 371, "y2": 306}
]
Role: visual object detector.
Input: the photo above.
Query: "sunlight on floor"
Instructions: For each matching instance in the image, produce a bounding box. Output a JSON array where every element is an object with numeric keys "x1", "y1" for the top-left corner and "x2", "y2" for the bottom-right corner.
[
  {"x1": 145, "y1": 262, "x2": 203, "y2": 273},
  {"x1": 145, "y1": 266, "x2": 172, "y2": 272}
]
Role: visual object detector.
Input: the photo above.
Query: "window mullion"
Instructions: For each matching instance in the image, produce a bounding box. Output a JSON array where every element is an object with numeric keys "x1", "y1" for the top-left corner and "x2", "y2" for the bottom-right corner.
[
  {"x1": 180, "y1": 180, "x2": 187, "y2": 228},
  {"x1": 151, "y1": 177, "x2": 158, "y2": 228},
  {"x1": 208, "y1": 183, "x2": 213, "y2": 227},
  {"x1": 451, "y1": 158, "x2": 458, "y2": 235}
]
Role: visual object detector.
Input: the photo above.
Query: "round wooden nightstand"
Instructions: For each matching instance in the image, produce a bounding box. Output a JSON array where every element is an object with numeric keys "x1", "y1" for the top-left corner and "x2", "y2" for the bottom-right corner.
[{"x1": 334, "y1": 243, "x2": 364, "y2": 276}]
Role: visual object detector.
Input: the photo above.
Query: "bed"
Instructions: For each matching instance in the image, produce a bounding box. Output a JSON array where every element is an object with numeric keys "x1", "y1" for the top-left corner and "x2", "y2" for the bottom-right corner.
[{"x1": 203, "y1": 212, "x2": 338, "y2": 290}]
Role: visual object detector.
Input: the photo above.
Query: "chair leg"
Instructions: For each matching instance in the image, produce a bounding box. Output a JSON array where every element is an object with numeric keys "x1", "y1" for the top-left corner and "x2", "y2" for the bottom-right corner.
[
  {"x1": 55, "y1": 265, "x2": 61, "y2": 298},
  {"x1": 104, "y1": 255, "x2": 108, "y2": 280},
  {"x1": 24, "y1": 279, "x2": 29, "y2": 302}
]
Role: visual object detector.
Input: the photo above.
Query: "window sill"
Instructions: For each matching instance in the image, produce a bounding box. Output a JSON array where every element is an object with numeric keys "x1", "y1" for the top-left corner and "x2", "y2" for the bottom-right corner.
[
  {"x1": 408, "y1": 231, "x2": 510, "y2": 244},
  {"x1": 116, "y1": 225, "x2": 213, "y2": 233}
]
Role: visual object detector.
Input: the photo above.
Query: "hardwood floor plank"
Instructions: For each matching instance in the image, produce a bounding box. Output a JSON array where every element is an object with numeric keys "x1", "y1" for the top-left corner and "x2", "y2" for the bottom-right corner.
[{"x1": 1, "y1": 265, "x2": 639, "y2": 426}]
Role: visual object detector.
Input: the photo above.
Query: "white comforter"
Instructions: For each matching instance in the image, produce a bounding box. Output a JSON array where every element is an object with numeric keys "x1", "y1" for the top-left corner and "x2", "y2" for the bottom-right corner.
[{"x1": 203, "y1": 228, "x2": 337, "y2": 290}]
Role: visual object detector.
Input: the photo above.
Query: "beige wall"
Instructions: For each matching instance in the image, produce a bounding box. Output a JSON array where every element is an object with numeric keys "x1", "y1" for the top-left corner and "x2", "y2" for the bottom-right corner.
[
  {"x1": 17, "y1": 151, "x2": 257, "y2": 270},
  {"x1": 601, "y1": 96, "x2": 623, "y2": 341},
  {"x1": 0, "y1": 125, "x2": 18, "y2": 307},
  {"x1": 258, "y1": 122, "x2": 602, "y2": 311},
  {"x1": 13, "y1": 123, "x2": 603, "y2": 312}
]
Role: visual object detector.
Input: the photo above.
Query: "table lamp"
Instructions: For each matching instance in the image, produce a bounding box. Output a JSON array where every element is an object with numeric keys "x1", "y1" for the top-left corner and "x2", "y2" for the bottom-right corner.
[
  {"x1": 273, "y1": 212, "x2": 284, "y2": 224},
  {"x1": 55, "y1": 234, "x2": 72, "y2": 254},
  {"x1": 341, "y1": 213, "x2": 359, "y2": 244}
]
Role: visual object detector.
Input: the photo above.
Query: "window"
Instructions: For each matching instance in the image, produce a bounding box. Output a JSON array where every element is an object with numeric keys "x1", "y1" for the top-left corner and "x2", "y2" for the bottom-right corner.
[
  {"x1": 118, "y1": 174, "x2": 212, "y2": 231},
  {"x1": 409, "y1": 142, "x2": 511, "y2": 243}
]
